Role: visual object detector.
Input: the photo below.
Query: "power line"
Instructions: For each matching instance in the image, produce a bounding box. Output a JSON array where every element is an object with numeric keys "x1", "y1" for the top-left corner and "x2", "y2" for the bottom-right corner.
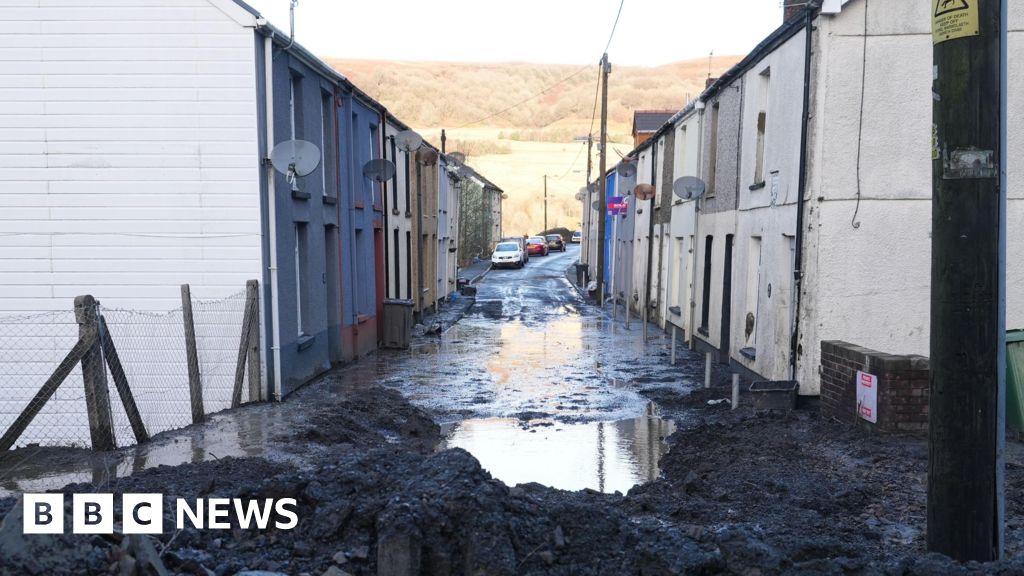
[
  {"x1": 454, "y1": 65, "x2": 591, "y2": 129},
  {"x1": 603, "y1": 0, "x2": 626, "y2": 55}
]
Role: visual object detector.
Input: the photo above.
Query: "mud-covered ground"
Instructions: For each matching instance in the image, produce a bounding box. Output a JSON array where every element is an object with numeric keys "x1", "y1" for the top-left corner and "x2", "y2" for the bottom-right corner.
[{"x1": 2, "y1": 247, "x2": 1023, "y2": 575}]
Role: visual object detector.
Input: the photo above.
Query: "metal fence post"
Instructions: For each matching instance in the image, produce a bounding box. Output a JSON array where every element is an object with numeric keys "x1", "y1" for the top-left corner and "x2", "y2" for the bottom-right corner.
[
  {"x1": 75, "y1": 295, "x2": 116, "y2": 451},
  {"x1": 181, "y1": 284, "x2": 204, "y2": 424}
]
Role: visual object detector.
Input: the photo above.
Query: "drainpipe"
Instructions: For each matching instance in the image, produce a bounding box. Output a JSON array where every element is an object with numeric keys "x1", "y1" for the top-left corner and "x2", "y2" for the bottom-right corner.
[
  {"x1": 379, "y1": 108, "x2": 389, "y2": 301},
  {"x1": 335, "y1": 88, "x2": 344, "y2": 360},
  {"x1": 415, "y1": 158, "x2": 424, "y2": 322},
  {"x1": 689, "y1": 102, "x2": 705, "y2": 350},
  {"x1": 263, "y1": 34, "x2": 283, "y2": 400},
  {"x1": 790, "y1": 6, "x2": 815, "y2": 381},
  {"x1": 644, "y1": 144, "x2": 657, "y2": 341}
]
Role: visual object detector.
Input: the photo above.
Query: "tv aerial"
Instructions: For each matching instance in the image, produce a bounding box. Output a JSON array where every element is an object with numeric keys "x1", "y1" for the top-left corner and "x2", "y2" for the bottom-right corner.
[
  {"x1": 270, "y1": 139, "x2": 321, "y2": 191},
  {"x1": 672, "y1": 176, "x2": 707, "y2": 200},
  {"x1": 362, "y1": 158, "x2": 396, "y2": 183},
  {"x1": 394, "y1": 129, "x2": 423, "y2": 153}
]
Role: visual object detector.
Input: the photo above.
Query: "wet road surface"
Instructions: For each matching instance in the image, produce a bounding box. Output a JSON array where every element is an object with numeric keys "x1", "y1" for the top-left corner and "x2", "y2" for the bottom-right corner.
[{"x1": 1, "y1": 244, "x2": 699, "y2": 495}]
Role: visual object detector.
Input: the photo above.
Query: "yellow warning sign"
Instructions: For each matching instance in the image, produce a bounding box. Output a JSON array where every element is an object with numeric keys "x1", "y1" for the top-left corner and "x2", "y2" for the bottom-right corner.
[{"x1": 933, "y1": 0, "x2": 979, "y2": 45}]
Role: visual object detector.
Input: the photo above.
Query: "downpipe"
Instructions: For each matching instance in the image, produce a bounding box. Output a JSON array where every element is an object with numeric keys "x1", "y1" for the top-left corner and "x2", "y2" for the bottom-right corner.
[{"x1": 263, "y1": 33, "x2": 283, "y2": 401}]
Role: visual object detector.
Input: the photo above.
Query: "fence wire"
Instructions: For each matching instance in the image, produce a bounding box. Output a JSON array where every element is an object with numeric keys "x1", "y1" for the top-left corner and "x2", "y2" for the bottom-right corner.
[{"x1": 0, "y1": 290, "x2": 255, "y2": 451}]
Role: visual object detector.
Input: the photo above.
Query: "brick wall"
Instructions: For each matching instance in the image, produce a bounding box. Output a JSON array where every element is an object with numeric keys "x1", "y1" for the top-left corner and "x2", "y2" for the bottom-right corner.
[{"x1": 820, "y1": 341, "x2": 930, "y2": 434}]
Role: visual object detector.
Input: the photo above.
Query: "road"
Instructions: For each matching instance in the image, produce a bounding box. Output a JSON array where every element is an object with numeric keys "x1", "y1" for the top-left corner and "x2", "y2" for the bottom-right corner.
[{"x1": 0, "y1": 244, "x2": 698, "y2": 496}]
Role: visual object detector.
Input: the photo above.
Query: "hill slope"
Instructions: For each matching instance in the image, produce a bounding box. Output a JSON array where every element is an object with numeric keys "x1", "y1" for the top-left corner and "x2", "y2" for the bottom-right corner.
[{"x1": 328, "y1": 57, "x2": 741, "y2": 235}]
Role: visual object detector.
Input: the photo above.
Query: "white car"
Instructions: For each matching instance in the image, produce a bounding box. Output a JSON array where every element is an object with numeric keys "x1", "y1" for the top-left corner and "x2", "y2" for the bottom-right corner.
[
  {"x1": 571, "y1": 230, "x2": 582, "y2": 243},
  {"x1": 492, "y1": 242, "x2": 525, "y2": 269}
]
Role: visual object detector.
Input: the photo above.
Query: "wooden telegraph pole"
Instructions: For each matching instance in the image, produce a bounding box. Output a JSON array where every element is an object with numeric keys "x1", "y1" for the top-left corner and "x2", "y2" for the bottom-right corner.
[
  {"x1": 595, "y1": 54, "x2": 610, "y2": 306},
  {"x1": 928, "y1": 0, "x2": 1004, "y2": 561}
]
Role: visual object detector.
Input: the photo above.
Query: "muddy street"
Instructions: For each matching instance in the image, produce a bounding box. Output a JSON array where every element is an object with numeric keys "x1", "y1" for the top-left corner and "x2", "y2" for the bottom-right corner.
[{"x1": 3, "y1": 253, "x2": 1024, "y2": 575}]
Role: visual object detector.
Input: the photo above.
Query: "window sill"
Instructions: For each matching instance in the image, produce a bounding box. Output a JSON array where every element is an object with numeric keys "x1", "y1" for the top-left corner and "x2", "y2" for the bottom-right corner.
[
  {"x1": 698, "y1": 326, "x2": 709, "y2": 337},
  {"x1": 297, "y1": 334, "x2": 315, "y2": 351},
  {"x1": 669, "y1": 306, "x2": 682, "y2": 316},
  {"x1": 354, "y1": 201, "x2": 365, "y2": 210},
  {"x1": 373, "y1": 203, "x2": 383, "y2": 212},
  {"x1": 323, "y1": 195, "x2": 337, "y2": 206},
  {"x1": 292, "y1": 189, "x2": 311, "y2": 200},
  {"x1": 740, "y1": 347, "x2": 757, "y2": 360},
  {"x1": 748, "y1": 181, "x2": 766, "y2": 191},
  {"x1": 356, "y1": 314, "x2": 371, "y2": 324}
]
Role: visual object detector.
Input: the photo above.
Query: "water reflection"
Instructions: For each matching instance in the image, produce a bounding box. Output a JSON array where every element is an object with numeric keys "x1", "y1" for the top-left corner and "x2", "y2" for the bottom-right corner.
[{"x1": 439, "y1": 404, "x2": 675, "y2": 494}]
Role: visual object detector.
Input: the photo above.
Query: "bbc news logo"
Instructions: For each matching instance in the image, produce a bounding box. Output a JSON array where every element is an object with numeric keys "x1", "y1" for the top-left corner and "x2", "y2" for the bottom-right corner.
[{"x1": 23, "y1": 494, "x2": 298, "y2": 534}]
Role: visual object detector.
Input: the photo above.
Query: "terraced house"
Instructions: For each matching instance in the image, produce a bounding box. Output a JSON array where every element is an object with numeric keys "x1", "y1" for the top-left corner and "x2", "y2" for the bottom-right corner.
[
  {"x1": 586, "y1": 0, "x2": 1023, "y2": 396},
  {"x1": 0, "y1": 0, "x2": 502, "y2": 447}
]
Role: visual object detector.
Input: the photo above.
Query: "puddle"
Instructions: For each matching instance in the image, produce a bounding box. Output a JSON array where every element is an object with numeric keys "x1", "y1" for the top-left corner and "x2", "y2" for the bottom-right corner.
[{"x1": 439, "y1": 404, "x2": 676, "y2": 494}]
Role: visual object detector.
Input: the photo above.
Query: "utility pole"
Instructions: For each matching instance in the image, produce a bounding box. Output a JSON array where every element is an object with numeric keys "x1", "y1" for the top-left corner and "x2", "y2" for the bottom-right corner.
[
  {"x1": 544, "y1": 174, "x2": 548, "y2": 231},
  {"x1": 595, "y1": 53, "x2": 610, "y2": 306},
  {"x1": 928, "y1": 0, "x2": 1004, "y2": 562},
  {"x1": 583, "y1": 135, "x2": 594, "y2": 267}
]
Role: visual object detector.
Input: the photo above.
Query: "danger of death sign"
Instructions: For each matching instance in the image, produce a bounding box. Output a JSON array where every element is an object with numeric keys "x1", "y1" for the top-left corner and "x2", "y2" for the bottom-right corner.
[{"x1": 933, "y1": 0, "x2": 980, "y2": 45}]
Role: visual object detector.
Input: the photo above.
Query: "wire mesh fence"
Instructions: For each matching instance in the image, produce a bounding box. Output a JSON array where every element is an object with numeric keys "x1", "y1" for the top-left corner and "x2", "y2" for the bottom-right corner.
[{"x1": 0, "y1": 284, "x2": 262, "y2": 451}]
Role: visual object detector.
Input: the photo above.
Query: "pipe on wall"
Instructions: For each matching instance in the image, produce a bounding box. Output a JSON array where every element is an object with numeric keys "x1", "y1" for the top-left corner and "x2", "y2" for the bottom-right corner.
[
  {"x1": 790, "y1": 6, "x2": 815, "y2": 381},
  {"x1": 263, "y1": 34, "x2": 283, "y2": 400}
]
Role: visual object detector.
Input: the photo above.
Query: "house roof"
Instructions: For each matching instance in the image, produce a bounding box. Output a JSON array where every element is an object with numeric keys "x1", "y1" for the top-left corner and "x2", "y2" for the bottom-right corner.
[
  {"x1": 227, "y1": 0, "x2": 500, "y2": 189},
  {"x1": 632, "y1": 110, "x2": 676, "y2": 135}
]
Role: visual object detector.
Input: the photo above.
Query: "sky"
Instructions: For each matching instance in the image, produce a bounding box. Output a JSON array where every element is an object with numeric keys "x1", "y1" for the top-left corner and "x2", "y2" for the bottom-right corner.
[{"x1": 242, "y1": 0, "x2": 786, "y2": 67}]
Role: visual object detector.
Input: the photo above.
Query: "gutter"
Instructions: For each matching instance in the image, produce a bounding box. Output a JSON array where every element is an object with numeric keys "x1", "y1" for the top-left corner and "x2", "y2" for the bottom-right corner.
[{"x1": 790, "y1": 5, "x2": 816, "y2": 381}]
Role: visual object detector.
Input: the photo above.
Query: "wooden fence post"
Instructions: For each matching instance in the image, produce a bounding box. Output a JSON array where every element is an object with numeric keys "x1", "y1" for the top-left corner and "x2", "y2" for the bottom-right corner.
[
  {"x1": 98, "y1": 315, "x2": 148, "y2": 443},
  {"x1": 181, "y1": 284, "x2": 204, "y2": 424},
  {"x1": 246, "y1": 280, "x2": 263, "y2": 402},
  {"x1": 75, "y1": 295, "x2": 116, "y2": 451},
  {"x1": 0, "y1": 336, "x2": 92, "y2": 452},
  {"x1": 232, "y1": 282, "x2": 256, "y2": 408}
]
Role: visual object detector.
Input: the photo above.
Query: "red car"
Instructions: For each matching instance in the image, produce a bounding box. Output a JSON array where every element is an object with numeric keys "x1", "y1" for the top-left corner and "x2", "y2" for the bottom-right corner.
[{"x1": 526, "y1": 236, "x2": 549, "y2": 256}]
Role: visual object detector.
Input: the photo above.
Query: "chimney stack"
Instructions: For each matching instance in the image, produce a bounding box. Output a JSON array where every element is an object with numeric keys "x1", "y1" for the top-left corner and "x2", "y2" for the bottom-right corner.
[{"x1": 784, "y1": 0, "x2": 804, "y2": 22}]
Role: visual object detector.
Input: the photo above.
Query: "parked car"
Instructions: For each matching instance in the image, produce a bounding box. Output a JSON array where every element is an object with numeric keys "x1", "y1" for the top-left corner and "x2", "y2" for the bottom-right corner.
[
  {"x1": 571, "y1": 230, "x2": 582, "y2": 243},
  {"x1": 546, "y1": 234, "x2": 565, "y2": 252},
  {"x1": 526, "y1": 236, "x2": 549, "y2": 256},
  {"x1": 492, "y1": 242, "x2": 525, "y2": 269},
  {"x1": 500, "y1": 237, "x2": 529, "y2": 264}
]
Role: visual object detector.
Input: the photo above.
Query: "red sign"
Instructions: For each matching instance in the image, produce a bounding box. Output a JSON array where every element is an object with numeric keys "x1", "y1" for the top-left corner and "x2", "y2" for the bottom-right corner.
[{"x1": 607, "y1": 196, "x2": 626, "y2": 215}]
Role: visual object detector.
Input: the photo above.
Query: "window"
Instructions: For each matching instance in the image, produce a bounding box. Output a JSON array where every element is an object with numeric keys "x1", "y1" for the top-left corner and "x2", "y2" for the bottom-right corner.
[
  {"x1": 289, "y1": 74, "x2": 304, "y2": 140},
  {"x1": 707, "y1": 103, "x2": 720, "y2": 198},
  {"x1": 393, "y1": 229, "x2": 400, "y2": 299},
  {"x1": 700, "y1": 235, "x2": 714, "y2": 333},
  {"x1": 754, "y1": 69, "x2": 771, "y2": 186},
  {"x1": 390, "y1": 136, "x2": 399, "y2": 208},
  {"x1": 321, "y1": 91, "x2": 335, "y2": 198},
  {"x1": 369, "y1": 124, "x2": 379, "y2": 206},
  {"x1": 295, "y1": 223, "x2": 310, "y2": 337}
]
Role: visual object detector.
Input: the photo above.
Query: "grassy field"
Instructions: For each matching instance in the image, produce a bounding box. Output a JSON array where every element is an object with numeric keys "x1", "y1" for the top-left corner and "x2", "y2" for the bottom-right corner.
[{"x1": 329, "y1": 57, "x2": 741, "y2": 235}]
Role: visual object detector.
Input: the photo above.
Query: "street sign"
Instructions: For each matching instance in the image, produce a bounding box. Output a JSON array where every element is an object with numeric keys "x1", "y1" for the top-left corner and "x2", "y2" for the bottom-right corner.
[
  {"x1": 856, "y1": 371, "x2": 878, "y2": 424},
  {"x1": 607, "y1": 196, "x2": 627, "y2": 216}
]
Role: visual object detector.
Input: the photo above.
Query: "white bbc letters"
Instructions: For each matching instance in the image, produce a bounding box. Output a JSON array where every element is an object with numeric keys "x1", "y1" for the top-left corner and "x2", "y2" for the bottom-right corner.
[
  {"x1": 22, "y1": 494, "x2": 64, "y2": 534},
  {"x1": 72, "y1": 494, "x2": 113, "y2": 535},
  {"x1": 122, "y1": 494, "x2": 163, "y2": 534}
]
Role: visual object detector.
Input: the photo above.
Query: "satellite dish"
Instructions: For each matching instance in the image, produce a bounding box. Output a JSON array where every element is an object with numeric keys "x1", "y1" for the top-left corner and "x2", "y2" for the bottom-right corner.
[
  {"x1": 270, "y1": 139, "x2": 321, "y2": 191},
  {"x1": 417, "y1": 148, "x2": 438, "y2": 166},
  {"x1": 634, "y1": 183, "x2": 656, "y2": 201},
  {"x1": 673, "y1": 176, "x2": 707, "y2": 200},
  {"x1": 362, "y1": 158, "x2": 396, "y2": 182},
  {"x1": 574, "y1": 191, "x2": 584, "y2": 201},
  {"x1": 395, "y1": 129, "x2": 423, "y2": 152},
  {"x1": 616, "y1": 162, "x2": 637, "y2": 178},
  {"x1": 592, "y1": 200, "x2": 602, "y2": 212}
]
